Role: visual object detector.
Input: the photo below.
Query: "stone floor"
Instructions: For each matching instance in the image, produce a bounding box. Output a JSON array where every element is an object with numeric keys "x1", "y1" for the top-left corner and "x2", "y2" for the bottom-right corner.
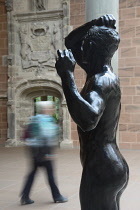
[{"x1": 0, "y1": 146, "x2": 140, "y2": 210}]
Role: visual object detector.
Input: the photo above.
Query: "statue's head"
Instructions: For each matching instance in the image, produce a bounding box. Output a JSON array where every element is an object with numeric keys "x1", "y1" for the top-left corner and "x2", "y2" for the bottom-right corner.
[{"x1": 81, "y1": 26, "x2": 120, "y2": 65}]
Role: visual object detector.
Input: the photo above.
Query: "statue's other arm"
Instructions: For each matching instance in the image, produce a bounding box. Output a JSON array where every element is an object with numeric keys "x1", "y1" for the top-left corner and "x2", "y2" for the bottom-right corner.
[{"x1": 55, "y1": 50, "x2": 106, "y2": 132}]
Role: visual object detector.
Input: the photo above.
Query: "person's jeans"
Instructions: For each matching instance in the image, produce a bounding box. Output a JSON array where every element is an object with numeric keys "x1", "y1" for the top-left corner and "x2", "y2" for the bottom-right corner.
[{"x1": 21, "y1": 158, "x2": 61, "y2": 200}]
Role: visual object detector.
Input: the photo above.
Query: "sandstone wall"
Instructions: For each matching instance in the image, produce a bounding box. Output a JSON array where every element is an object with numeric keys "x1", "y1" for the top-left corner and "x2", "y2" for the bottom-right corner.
[
  {"x1": 0, "y1": 0, "x2": 8, "y2": 146},
  {"x1": 119, "y1": 0, "x2": 140, "y2": 149}
]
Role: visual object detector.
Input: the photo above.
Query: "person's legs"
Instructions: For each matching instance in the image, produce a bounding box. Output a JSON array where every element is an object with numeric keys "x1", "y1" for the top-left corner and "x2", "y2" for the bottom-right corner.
[
  {"x1": 20, "y1": 159, "x2": 38, "y2": 204},
  {"x1": 44, "y1": 160, "x2": 60, "y2": 198},
  {"x1": 43, "y1": 160, "x2": 68, "y2": 202}
]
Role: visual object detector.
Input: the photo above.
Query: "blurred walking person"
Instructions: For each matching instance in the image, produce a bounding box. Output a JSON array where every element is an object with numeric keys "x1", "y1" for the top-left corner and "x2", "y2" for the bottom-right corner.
[{"x1": 20, "y1": 101, "x2": 68, "y2": 205}]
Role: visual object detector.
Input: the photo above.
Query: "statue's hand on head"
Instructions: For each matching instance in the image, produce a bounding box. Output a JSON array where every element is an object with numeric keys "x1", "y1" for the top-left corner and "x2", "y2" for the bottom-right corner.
[
  {"x1": 95, "y1": 14, "x2": 116, "y2": 29},
  {"x1": 55, "y1": 49, "x2": 76, "y2": 78}
]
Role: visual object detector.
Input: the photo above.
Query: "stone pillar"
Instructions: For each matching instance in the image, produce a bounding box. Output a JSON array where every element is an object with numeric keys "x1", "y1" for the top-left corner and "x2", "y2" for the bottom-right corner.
[
  {"x1": 60, "y1": 101, "x2": 73, "y2": 148},
  {"x1": 85, "y1": 0, "x2": 119, "y2": 75},
  {"x1": 85, "y1": 0, "x2": 119, "y2": 143}
]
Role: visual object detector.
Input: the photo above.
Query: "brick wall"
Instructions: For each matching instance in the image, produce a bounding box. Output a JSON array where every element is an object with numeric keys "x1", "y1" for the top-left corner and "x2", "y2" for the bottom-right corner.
[
  {"x1": 70, "y1": 0, "x2": 86, "y2": 147},
  {"x1": 0, "y1": 1, "x2": 8, "y2": 146},
  {"x1": 119, "y1": 0, "x2": 140, "y2": 149}
]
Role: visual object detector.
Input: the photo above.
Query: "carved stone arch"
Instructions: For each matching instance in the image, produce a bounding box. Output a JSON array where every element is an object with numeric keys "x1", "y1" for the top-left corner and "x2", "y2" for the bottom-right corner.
[
  {"x1": 6, "y1": 79, "x2": 72, "y2": 147},
  {"x1": 15, "y1": 79, "x2": 63, "y2": 99}
]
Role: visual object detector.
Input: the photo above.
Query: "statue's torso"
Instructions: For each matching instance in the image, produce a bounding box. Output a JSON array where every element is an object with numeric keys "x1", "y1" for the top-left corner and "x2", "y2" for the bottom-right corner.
[{"x1": 78, "y1": 71, "x2": 122, "y2": 165}]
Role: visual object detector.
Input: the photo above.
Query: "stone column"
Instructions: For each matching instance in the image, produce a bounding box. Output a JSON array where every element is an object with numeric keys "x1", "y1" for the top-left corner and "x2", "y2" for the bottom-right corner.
[
  {"x1": 60, "y1": 100, "x2": 73, "y2": 148},
  {"x1": 85, "y1": 0, "x2": 119, "y2": 143},
  {"x1": 85, "y1": 0, "x2": 119, "y2": 75}
]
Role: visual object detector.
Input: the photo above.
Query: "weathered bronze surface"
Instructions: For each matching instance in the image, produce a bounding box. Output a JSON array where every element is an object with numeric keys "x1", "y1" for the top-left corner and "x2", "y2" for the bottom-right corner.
[{"x1": 55, "y1": 15, "x2": 129, "y2": 210}]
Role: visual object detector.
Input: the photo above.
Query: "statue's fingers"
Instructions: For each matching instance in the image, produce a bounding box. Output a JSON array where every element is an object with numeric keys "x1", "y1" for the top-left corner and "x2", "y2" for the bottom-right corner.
[
  {"x1": 107, "y1": 14, "x2": 116, "y2": 29},
  {"x1": 64, "y1": 49, "x2": 75, "y2": 63},
  {"x1": 106, "y1": 14, "x2": 113, "y2": 26},
  {"x1": 68, "y1": 50, "x2": 76, "y2": 62},
  {"x1": 107, "y1": 14, "x2": 113, "y2": 21},
  {"x1": 104, "y1": 15, "x2": 110, "y2": 27},
  {"x1": 64, "y1": 49, "x2": 69, "y2": 57},
  {"x1": 100, "y1": 16, "x2": 105, "y2": 26},
  {"x1": 108, "y1": 14, "x2": 116, "y2": 22},
  {"x1": 57, "y1": 49, "x2": 64, "y2": 58},
  {"x1": 112, "y1": 19, "x2": 116, "y2": 29}
]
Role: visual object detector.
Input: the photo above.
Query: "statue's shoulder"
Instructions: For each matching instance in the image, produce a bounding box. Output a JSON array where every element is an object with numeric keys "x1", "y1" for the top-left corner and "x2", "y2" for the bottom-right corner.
[
  {"x1": 94, "y1": 71, "x2": 120, "y2": 93},
  {"x1": 82, "y1": 71, "x2": 120, "y2": 96}
]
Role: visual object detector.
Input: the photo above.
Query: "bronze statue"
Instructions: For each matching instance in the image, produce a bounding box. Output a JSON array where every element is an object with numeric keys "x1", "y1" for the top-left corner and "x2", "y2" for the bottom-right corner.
[{"x1": 55, "y1": 14, "x2": 129, "y2": 210}]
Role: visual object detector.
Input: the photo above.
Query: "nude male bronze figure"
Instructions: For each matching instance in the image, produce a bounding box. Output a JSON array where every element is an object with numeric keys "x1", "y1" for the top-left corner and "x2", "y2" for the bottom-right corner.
[{"x1": 55, "y1": 15, "x2": 129, "y2": 210}]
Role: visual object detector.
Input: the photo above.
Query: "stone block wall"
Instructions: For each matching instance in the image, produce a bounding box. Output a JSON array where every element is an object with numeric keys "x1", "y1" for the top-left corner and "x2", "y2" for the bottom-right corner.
[
  {"x1": 0, "y1": 1, "x2": 8, "y2": 146},
  {"x1": 119, "y1": 0, "x2": 140, "y2": 149}
]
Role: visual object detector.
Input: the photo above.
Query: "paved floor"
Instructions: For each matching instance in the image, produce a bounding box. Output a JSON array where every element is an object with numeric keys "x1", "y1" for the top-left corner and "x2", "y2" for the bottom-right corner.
[{"x1": 0, "y1": 147, "x2": 140, "y2": 210}]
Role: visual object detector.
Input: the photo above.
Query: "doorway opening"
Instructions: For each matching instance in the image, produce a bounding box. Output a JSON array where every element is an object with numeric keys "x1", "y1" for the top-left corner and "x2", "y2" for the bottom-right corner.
[
  {"x1": 34, "y1": 95, "x2": 62, "y2": 144},
  {"x1": 34, "y1": 95, "x2": 60, "y2": 122}
]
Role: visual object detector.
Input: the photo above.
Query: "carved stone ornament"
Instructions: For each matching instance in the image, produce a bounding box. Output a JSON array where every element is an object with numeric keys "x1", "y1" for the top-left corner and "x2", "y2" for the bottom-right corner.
[
  {"x1": 19, "y1": 21, "x2": 62, "y2": 71},
  {"x1": 36, "y1": 0, "x2": 45, "y2": 11},
  {"x1": 5, "y1": 0, "x2": 13, "y2": 12}
]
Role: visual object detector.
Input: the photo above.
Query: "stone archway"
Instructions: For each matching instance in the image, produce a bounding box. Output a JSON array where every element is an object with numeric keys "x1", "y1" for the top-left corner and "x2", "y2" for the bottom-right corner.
[{"x1": 6, "y1": 79, "x2": 72, "y2": 147}]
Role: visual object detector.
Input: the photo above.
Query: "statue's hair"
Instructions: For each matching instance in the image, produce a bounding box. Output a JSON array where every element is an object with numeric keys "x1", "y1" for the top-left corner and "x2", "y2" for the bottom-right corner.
[{"x1": 83, "y1": 26, "x2": 120, "y2": 58}]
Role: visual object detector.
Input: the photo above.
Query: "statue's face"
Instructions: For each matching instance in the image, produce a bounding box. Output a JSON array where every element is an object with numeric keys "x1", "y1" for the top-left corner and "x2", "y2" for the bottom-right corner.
[{"x1": 81, "y1": 39, "x2": 91, "y2": 65}]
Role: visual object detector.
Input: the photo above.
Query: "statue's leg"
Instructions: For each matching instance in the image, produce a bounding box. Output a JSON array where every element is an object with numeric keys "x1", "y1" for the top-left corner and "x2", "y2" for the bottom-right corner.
[
  {"x1": 80, "y1": 171, "x2": 119, "y2": 210},
  {"x1": 116, "y1": 162, "x2": 129, "y2": 210},
  {"x1": 79, "y1": 149, "x2": 129, "y2": 210},
  {"x1": 80, "y1": 187, "x2": 119, "y2": 210}
]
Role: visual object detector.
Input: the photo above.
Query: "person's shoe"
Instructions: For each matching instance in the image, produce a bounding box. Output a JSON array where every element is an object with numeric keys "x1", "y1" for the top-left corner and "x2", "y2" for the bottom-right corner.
[
  {"x1": 20, "y1": 197, "x2": 34, "y2": 205},
  {"x1": 54, "y1": 195, "x2": 68, "y2": 203}
]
